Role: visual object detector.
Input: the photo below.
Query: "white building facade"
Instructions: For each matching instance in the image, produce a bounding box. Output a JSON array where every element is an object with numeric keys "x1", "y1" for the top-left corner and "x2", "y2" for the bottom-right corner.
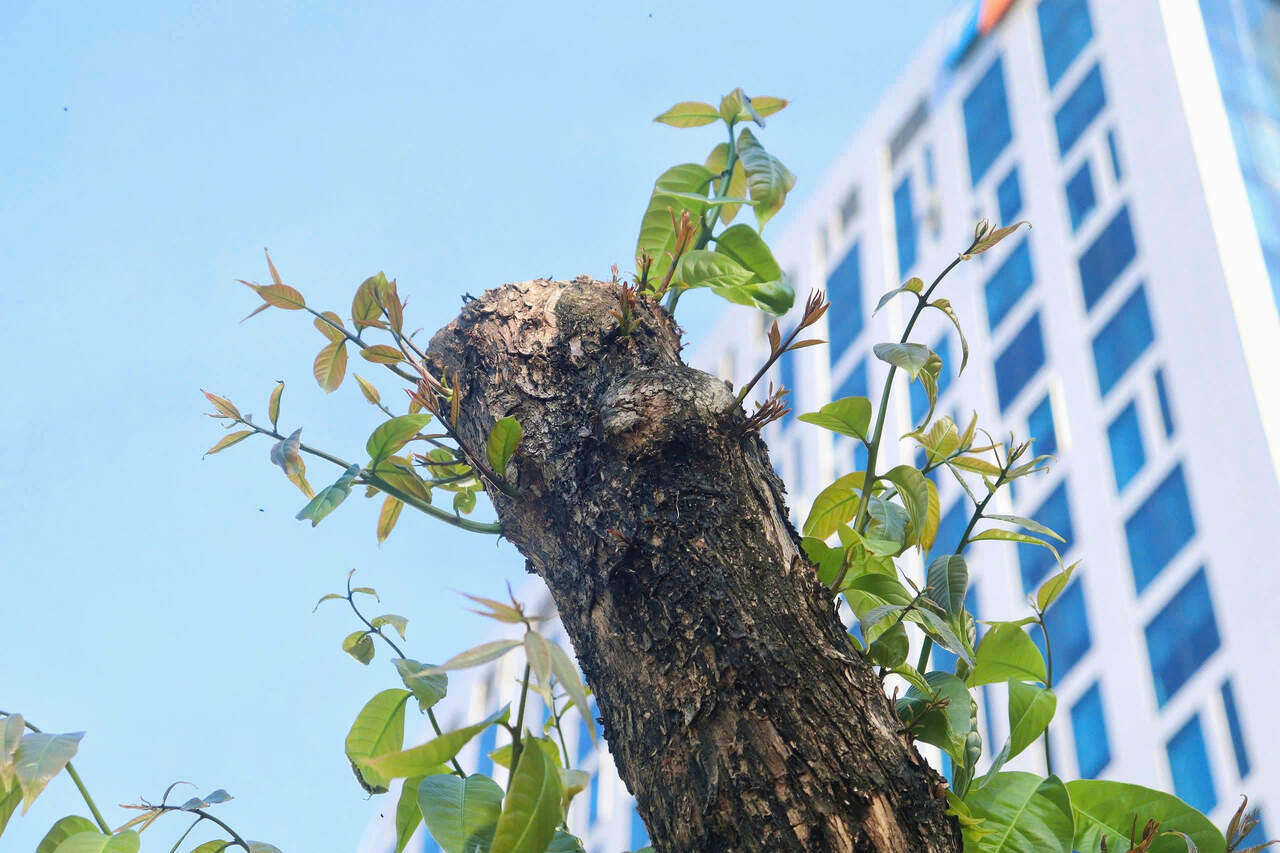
[{"x1": 693, "y1": 0, "x2": 1280, "y2": 840}]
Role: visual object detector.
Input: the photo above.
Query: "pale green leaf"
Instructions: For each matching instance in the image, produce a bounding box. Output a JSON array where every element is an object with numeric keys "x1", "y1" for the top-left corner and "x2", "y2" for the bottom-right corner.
[
  {"x1": 968, "y1": 623, "x2": 1047, "y2": 687},
  {"x1": 548, "y1": 644, "x2": 595, "y2": 746},
  {"x1": 634, "y1": 163, "x2": 714, "y2": 281},
  {"x1": 966, "y1": 221, "x2": 1030, "y2": 258},
  {"x1": 797, "y1": 396, "x2": 872, "y2": 440},
  {"x1": 523, "y1": 631, "x2": 553, "y2": 688},
  {"x1": 50, "y1": 830, "x2": 140, "y2": 853},
  {"x1": 14, "y1": 731, "x2": 82, "y2": 813},
  {"x1": 368, "y1": 415, "x2": 433, "y2": 464},
  {"x1": 377, "y1": 496, "x2": 403, "y2": 545},
  {"x1": 984, "y1": 514, "x2": 1066, "y2": 543},
  {"x1": 355, "y1": 373, "x2": 381, "y2": 406},
  {"x1": 880, "y1": 465, "x2": 929, "y2": 548},
  {"x1": 802, "y1": 472, "x2": 867, "y2": 539},
  {"x1": 488, "y1": 738, "x2": 563, "y2": 853},
  {"x1": 37, "y1": 815, "x2": 99, "y2": 853},
  {"x1": 874, "y1": 278, "x2": 924, "y2": 314},
  {"x1": 671, "y1": 249, "x2": 754, "y2": 291},
  {"x1": 736, "y1": 127, "x2": 795, "y2": 228},
  {"x1": 372, "y1": 613, "x2": 408, "y2": 640},
  {"x1": 0, "y1": 778, "x2": 19, "y2": 837},
  {"x1": 345, "y1": 688, "x2": 411, "y2": 793},
  {"x1": 360, "y1": 705, "x2": 510, "y2": 781},
  {"x1": 486, "y1": 417, "x2": 523, "y2": 474},
  {"x1": 1007, "y1": 682, "x2": 1056, "y2": 760},
  {"x1": 418, "y1": 773, "x2": 504, "y2": 853},
  {"x1": 653, "y1": 101, "x2": 721, "y2": 127},
  {"x1": 929, "y1": 298, "x2": 969, "y2": 374},
  {"x1": 343, "y1": 631, "x2": 375, "y2": 666},
  {"x1": 296, "y1": 463, "x2": 361, "y2": 527},
  {"x1": 394, "y1": 659, "x2": 449, "y2": 712},
  {"x1": 313, "y1": 339, "x2": 348, "y2": 393},
  {"x1": 926, "y1": 555, "x2": 968, "y2": 619},
  {"x1": 964, "y1": 773, "x2": 1073, "y2": 853},
  {"x1": 314, "y1": 310, "x2": 346, "y2": 343},
  {"x1": 873, "y1": 342, "x2": 932, "y2": 379},
  {"x1": 750, "y1": 95, "x2": 788, "y2": 117},
  {"x1": 1066, "y1": 780, "x2": 1226, "y2": 853},
  {"x1": 1036, "y1": 564, "x2": 1077, "y2": 613},
  {"x1": 394, "y1": 776, "x2": 425, "y2": 853},
  {"x1": 424, "y1": 640, "x2": 522, "y2": 674},
  {"x1": 352, "y1": 273, "x2": 388, "y2": 332}
]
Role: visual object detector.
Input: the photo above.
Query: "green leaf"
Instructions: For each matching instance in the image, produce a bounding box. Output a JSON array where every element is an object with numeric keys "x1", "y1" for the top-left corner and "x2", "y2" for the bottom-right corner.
[
  {"x1": 984, "y1": 514, "x2": 1066, "y2": 543},
  {"x1": 0, "y1": 778, "x2": 19, "y2": 836},
  {"x1": 1007, "y1": 682, "x2": 1056, "y2": 759},
  {"x1": 803, "y1": 472, "x2": 868, "y2": 539},
  {"x1": 487, "y1": 739, "x2": 560, "y2": 771},
  {"x1": 360, "y1": 344, "x2": 406, "y2": 364},
  {"x1": 14, "y1": 731, "x2": 82, "y2": 813},
  {"x1": 361, "y1": 706, "x2": 510, "y2": 782},
  {"x1": 913, "y1": 416, "x2": 961, "y2": 466},
  {"x1": 964, "y1": 773, "x2": 1073, "y2": 853},
  {"x1": 949, "y1": 454, "x2": 1003, "y2": 476},
  {"x1": 966, "y1": 221, "x2": 1030, "y2": 258},
  {"x1": 368, "y1": 415, "x2": 434, "y2": 464},
  {"x1": 548, "y1": 643, "x2": 595, "y2": 746},
  {"x1": 2, "y1": 714, "x2": 23, "y2": 789},
  {"x1": 394, "y1": 659, "x2": 449, "y2": 712},
  {"x1": 873, "y1": 342, "x2": 933, "y2": 379},
  {"x1": 880, "y1": 465, "x2": 929, "y2": 548},
  {"x1": 50, "y1": 830, "x2": 141, "y2": 853},
  {"x1": 896, "y1": 671, "x2": 973, "y2": 762},
  {"x1": 1036, "y1": 564, "x2": 1077, "y2": 613},
  {"x1": 635, "y1": 163, "x2": 714, "y2": 281},
  {"x1": 313, "y1": 339, "x2": 348, "y2": 393},
  {"x1": 425, "y1": 639, "x2": 522, "y2": 674},
  {"x1": 189, "y1": 842, "x2": 234, "y2": 853},
  {"x1": 713, "y1": 224, "x2": 782, "y2": 282},
  {"x1": 1066, "y1": 780, "x2": 1226, "y2": 853},
  {"x1": 488, "y1": 737, "x2": 563, "y2": 853},
  {"x1": 929, "y1": 298, "x2": 970, "y2": 374},
  {"x1": 968, "y1": 622, "x2": 1047, "y2": 687},
  {"x1": 708, "y1": 277, "x2": 795, "y2": 315},
  {"x1": 314, "y1": 310, "x2": 346, "y2": 343},
  {"x1": 874, "y1": 277, "x2": 923, "y2": 314},
  {"x1": 418, "y1": 773, "x2": 504, "y2": 853},
  {"x1": 912, "y1": 607, "x2": 974, "y2": 666},
  {"x1": 921, "y1": 478, "x2": 940, "y2": 553},
  {"x1": 801, "y1": 537, "x2": 844, "y2": 586},
  {"x1": 394, "y1": 777, "x2": 425, "y2": 853},
  {"x1": 352, "y1": 273, "x2": 388, "y2": 331},
  {"x1": 866, "y1": 620, "x2": 909, "y2": 667},
  {"x1": 523, "y1": 631, "x2": 553, "y2": 688},
  {"x1": 653, "y1": 101, "x2": 721, "y2": 127},
  {"x1": 749, "y1": 95, "x2": 788, "y2": 117},
  {"x1": 343, "y1": 630, "x2": 375, "y2": 665},
  {"x1": 547, "y1": 830, "x2": 588, "y2": 853},
  {"x1": 736, "y1": 127, "x2": 795, "y2": 228},
  {"x1": 203, "y1": 429, "x2": 253, "y2": 457},
  {"x1": 246, "y1": 844, "x2": 283, "y2": 853},
  {"x1": 372, "y1": 613, "x2": 408, "y2": 640},
  {"x1": 355, "y1": 373, "x2": 381, "y2": 406},
  {"x1": 926, "y1": 555, "x2": 968, "y2": 618},
  {"x1": 296, "y1": 463, "x2": 361, "y2": 527},
  {"x1": 797, "y1": 397, "x2": 872, "y2": 440},
  {"x1": 672, "y1": 249, "x2": 754, "y2": 291},
  {"x1": 486, "y1": 417, "x2": 523, "y2": 474},
  {"x1": 970, "y1": 528, "x2": 1062, "y2": 569},
  {"x1": 37, "y1": 815, "x2": 99, "y2": 853},
  {"x1": 377, "y1": 496, "x2": 403, "y2": 545},
  {"x1": 267, "y1": 381, "x2": 284, "y2": 429},
  {"x1": 345, "y1": 688, "x2": 411, "y2": 793}
]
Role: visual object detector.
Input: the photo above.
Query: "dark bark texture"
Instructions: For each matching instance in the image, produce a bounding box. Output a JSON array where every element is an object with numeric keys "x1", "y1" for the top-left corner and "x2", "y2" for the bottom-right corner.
[{"x1": 428, "y1": 277, "x2": 961, "y2": 853}]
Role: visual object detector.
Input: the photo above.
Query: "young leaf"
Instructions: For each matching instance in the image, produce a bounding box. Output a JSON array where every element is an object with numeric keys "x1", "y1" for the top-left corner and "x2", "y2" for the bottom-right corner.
[
  {"x1": 874, "y1": 277, "x2": 923, "y2": 314},
  {"x1": 1006, "y1": 681, "x2": 1056, "y2": 759},
  {"x1": 453, "y1": 490, "x2": 477, "y2": 515},
  {"x1": 313, "y1": 340, "x2": 348, "y2": 393},
  {"x1": 964, "y1": 221, "x2": 1030, "y2": 258},
  {"x1": 653, "y1": 101, "x2": 721, "y2": 128},
  {"x1": 712, "y1": 224, "x2": 783, "y2": 283},
  {"x1": 929, "y1": 298, "x2": 969, "y2": 374},
  {"x1": 749, "y1": 95, "x2": 789, "y2": 117},
  {"x1": 394, "y1": 659, "x2": 449, "y2": 712},
  {"x1": 417, "y1": 773, "x2": 504, "y2": 853},
  {"x1": 354, "y1": 373, "x2": 382, "y2": 406},
  {"x1": 926, "y1": 555, "x2": 968, "y2": 619},
  {"x1": 1, "y1": 714, "x2": 23, "y2": 789},
  {"x1": 984, "y1": 514, "x2": 1066, "y2": 543},
  {"x1": 463, "y1": 593, "x2": 525, "y2": 624},
  {"x1": 735, "y1": 127, "x2": 795, "y2": 228},
  {"x1": 372, "y1": 614, "x2": 408, "y2": 640},
  {"x1": 970, "y1": 529, "x2": 1062, "y2": 570},
  {"x1": 964, "y1": 772, "x2": 1074, "y2": 853},
  {"x1": 345, "y1": 689, "x2": 411, "y2": 793},
  {"x1": 13, "y1": 731, "x2": 83, "y2": 813},
  {"x1": 314, "y1": 311, "x2": 346, "y2": 343},
  {"x1": 0, "y1": 778, "x2": 18, "y2": 837},
  {"x1": 50, "y1": 829, "x2": 141, "y2": 852},
  {"x1": 296, "y1": 463, "x2": 361, "y2": 527},
  {"x1": 352, "y1": 273, "x2": 388, "y2": 332},
  {"x1": 895, "y1": 671, "x2": 972, "y2": 762},
  {"x1": 425, "y1": 640, "x2": 522, "y2": 674},
  {"x1": 797, "y1": 396, "x2": 872, "y2": 440},
  {"x1": 548, "y1": 643, "x2": 595, "y2": 746},
  {"x1": 523, "y1": 631, "x2": 553, "y2": 688},
  {"x1": 377, "y1": 276, "x2": 404, "y2": 334},
  {"x1": 920, "y1": 478, "x2": 940, "y2": 552},
  {"x1": 342, "y1": 631, "x2": 376, "y2": 666},
  {"x1": 393, "y1": 776, "x2": 426, "y2": 853},
  {"x1": 204, "y1": 430, "x2": 253, "y2": 457},
  {"x1": 240, "y1": 279, "x2": 306, "y2": 314},
  {"x1": 267, "y1": 382, "x2": 284, "y2": 429},
  {"x1": 360, "y1": 705, "x2": 510, "y2": 781},
  {"x1": 671, "y1": 250, "x2": 755, "y2": 291},
  {"x1": 949, "y1": 455, "x2": 1003, "y2": 476},
  {"x1": 487, "y1": 417, "x2": 523, "y2": 474},
  {"x1": 1065, "y1": 780, "x2": 1226, "y2": 853},
  {"x1": 377, "y1": 496, "x2": 403, "y2": 544},
  {"x1": 360, "y1": 344, "x2": 406, "y2": 364},
  {"x1": 634, "y1": 163, "x2": 714, "y2": 282},
  {"x1": 201, "y1": 390, "x2": 241, "y2": 420},
  {"x1": 269, "y1": 427, "x2": 313, "y2": 498},
  {"x1": 488, "y1": 738, "x2": 563, "y2": 853},
  {"x1": 35, "y1": 814, "x2": 98, "y2": 853},
  {"x1": 1035, "y1": 564, "x2": 1077, "y2": 613},
  {"x1": 880, "y1": 465, "x2": 929, "y2": 548},
  {"x1": 968, "y1": 622, "x2": 1047, "y2": 687},
  {"x1": 872, "y1": 342, "x2": 933, "y2": 379},
  {"x1": 367, "y1": 415, "x2": 433, "y2": 464},
  {"x1": 802, "y1": 471, "x2": 867, "y2": 539}
]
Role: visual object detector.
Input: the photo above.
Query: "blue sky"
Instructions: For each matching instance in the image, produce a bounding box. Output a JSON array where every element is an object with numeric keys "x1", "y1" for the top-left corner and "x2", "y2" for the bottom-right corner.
[{"x1": 0, "y1": 1, "x2": 954, "y2": 849}]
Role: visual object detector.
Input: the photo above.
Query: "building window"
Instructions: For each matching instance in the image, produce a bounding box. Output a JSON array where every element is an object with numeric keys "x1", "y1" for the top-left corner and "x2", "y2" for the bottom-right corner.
[
  {"x1": 777, "y1": 348, "x2": 796, "y2": 426},
  {"x1": 1092, "y1": 283, "x2": 1154, "y2": 396},
  {"x1": 890, "y1": 98, "x2": 930, "y2": 165},
  {"x1": 963, "y1": 56, "x2": 1015, "y2": 185},
  {"x1": 1145, "y1": 567, "x2": 1221, "y2": 706},
  {"x1": 1028, "y1": 393, "x2": 1057, "y2": 457},
  {"x1": 1154, "y1": 367, "x2": 1176, "y2": 436},
  {"x1": 1033, "y1": 579, "x2": 1091, "y2": 679},
  {"x1": 1055, "y1": 63, "x2": 1107, "y2": 156},
  {"x1": 1221, "y1": 679, "x2": 1252, "y2": 778},
  {"x1": 630, "y1": 806, "x2": 651, "y2": 849},
  {"x1": 477, "y1": 723, "x2": 498, "y2": 777},
  {"x1": 995, "y1": 312, "x2": 1046, "y2": 411},
  {"x1": 926, "y1": 498, "x2": 970, "y2": 567},
  {"x1": 836, "y1": 359, "x2": 868, "y2": 401},
  {"x1": 1166, "y1": 714, "x2": 1218, "y2": 813},
  {"x1": 1106, "y1": 128, "x2": 1124, "y2": 180},
  {"x1": 840, "y1": 187, "x2": 860, "y2": 232},
  {"x1": 984, "y1": 238, "x2": 1035, "y2": 331},
  {"x1": 1079, "y1": 206, "x2": 1138, "y2": 310},
  {"x1": 588, "y1": 770, "x2": 601, "y2": 824},
  {"x1": 997, "y1": 166, "x2": 1023, "y2": 223},
  {"x1": 1107, "y1": 400, "x2": 1145, "y2": 491},
  {"x1": 1239, "y1": 814, "x2": 1271, "y2": 851},
  {"x1": 1125, "y1": 464, "x2": 1196, "y2": 592},
  {"x1": 1018, "y1": 481, "x2": 1075, "y2": 593},
  {"x1": 894, "y1": 176, "x2": 917, "y2": 275},
  {"x1": 1065, "y1": 159, "x2": 1097, "y2": 230},
  {"x1": 1038, "y1": 0, "x2": 1094, "y2": 89},
  {"x1": 1070, "y1": 681, "x2": 1111, "y2": 778},
  {"x1": 577, "y1": 700, "x2": 597, "y2": 765},
  {"x1": 423, "y1": 833, "x2": 442, "y2": 853},
  {"x1": 827, "y1": 243, "x2": 864, "y2": 356},
  {"x1": 910, "y1": 336, "x2": 953, "y2": 424}
]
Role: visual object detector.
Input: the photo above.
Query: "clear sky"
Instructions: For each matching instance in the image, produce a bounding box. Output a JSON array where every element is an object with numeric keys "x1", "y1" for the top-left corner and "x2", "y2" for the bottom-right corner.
[{"x1": 1, "y1": 1, "x2": 954, "y2": 849}]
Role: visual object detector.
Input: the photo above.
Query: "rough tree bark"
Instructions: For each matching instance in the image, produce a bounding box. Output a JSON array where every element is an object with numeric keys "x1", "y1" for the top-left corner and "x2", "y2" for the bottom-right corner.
[{"x1": 428, "y1": 277, "x2": 961, "y2": 853}]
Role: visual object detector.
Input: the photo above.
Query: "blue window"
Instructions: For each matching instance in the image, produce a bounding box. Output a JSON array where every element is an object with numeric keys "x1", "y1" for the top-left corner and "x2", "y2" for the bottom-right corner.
[
  {"x1": 1146, "y1": 567, "x2": 1221, "y2": 706},
  {"x1": 1126, "y1": 464, "x2": 1196, "y2": 592},
  {"x1": 1038, "y1": 0, "x2": 1094, "y2": 88},
  {"x1": 1079, "y1": 206, "x2": 1138, "y2": 310},
  {"x1": 1092, "y1": 284, "x2": 1154, "y2": 396},
  {"x1": 1028, "y1": 393, "x2": 1057, "y2": 457},
  {"x1": 926, "y1": 499, "x2": 971, "y2": 567},
  {"x1": 1018, "y1": 481, "x2": 1075, "y2": 592},
  {"x1": 1065, "y1": 160, "x2": 1097, "y2": 230},
  {"x1": 984, "y1": 238, "x2": 1035, "y2": 330},
  {"x1": 588, "y1": 771, "x2": 601, "y2": 824},
  {"x1": 836, "y1": 359, "x2": 868, "y2": 401},
  {"x1": 1055, "y1": 64, "x2": 1107, "y2": 156},
  {"x1": 1154, "y1": 367, "x2": 1176, "y2": 436},
  {"x1": 1107, "y1": 128, "x2": 1124, "y2": 180},
  {"x1": 910, "y1": 336, "x2": 953, "y2": 424},
  {"x1": 577, "y1": 702, "x2": 596, "y2": 765},
  {"x1": 778, "y1": 348, "x2": 796, "y2": 426},
  {"x1": 1032, "y1": 579, "x2": 1091, "y2": 679},
  {"x1": 963, "y1": 57, "x2": 1015, "y2": 185},
  {"x1": 997, "y1": 166, "x2": 1023, "y2": 223},
  {"x1": 1221, "y1": 679, "x2": 1251, "y2": 778},
  {"x1": 477, "y1": 723, "x2": 498, "y2": 777},
  {"x1": 924, "y1": 144, "x2": 937, "y2": 187},
  {"x1": 827, "y1": 243, "x2": 864, "y2": 356},
  {"x1": 1107, "y1": 400, "x2": 1145, "y2": 491},
  {"x1": 1071, "y1": 681, "x2": 1111, "y2": 778},
  {"x1": 995, "y1": 313, "x2": 1046, "y2": 410},
  {"x1": 1166, "y1": 714, "x2": 1218, "y2": 813},
  {"x1": 894, "y1": 176, "x2": 917, "y2": 274},
  {"x1": 630, "y1": 807, "x2": 651, "y2": 849}
]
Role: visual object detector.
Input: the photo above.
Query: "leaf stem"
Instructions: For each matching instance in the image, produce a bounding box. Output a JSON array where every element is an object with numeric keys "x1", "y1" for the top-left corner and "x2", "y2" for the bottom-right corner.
[
  {"x1": 0, "y1": 712, "x2": 110, "y2": 834},
  {"x1": 168, "y1": 816, "x2": 203, "y2": 853},
  {"x1": 1037, "y1": 613, "x2": 1056, "y2": 775},
  {"x1": 508, "y1": 664, "x2": 533, "y2": 791},
  {"x1": 305, "y1": 306, "x2": 418, "y2": 383}
]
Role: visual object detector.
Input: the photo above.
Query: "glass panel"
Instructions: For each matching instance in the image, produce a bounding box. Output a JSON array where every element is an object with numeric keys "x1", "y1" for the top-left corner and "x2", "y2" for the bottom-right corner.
[
  {"x1": 1032, "y1": 579, "x2": 1091, "y2": 678},
  {"x1": 1107, "y1": 399, "x2": 1145, "y2": 491},
  {"x1": 925, "y1": 499, "x2": 971, "y2": 567},
  {"x1": 1221, "y1": 679, "x2": 1252, "y2": 778},
  {"x1": 984, "y1": 238, "x2": 1035, "y2": 331},
  {"x1": 835, "y1": 358, "x2": 868, "y2": 401},
  {"x1": 827, "y1": 243, "x2": 865, "y2": 356},
  {"x1": 895, "y1": 175, "x2": 917, "y2": 274},
  {"x1": 1092, "y1": 283, "x2": 1154, "y2": 396},
  {"x1": 1028, "y1": 393, "x2": 1058, "y2": 457},
  {"x1": 1070, "y1": 680, "x2": 1111, "y2": 778},
  {"x1": 1065, "y1": 159, "x2": 1097, "y2": 230},
  {"x1": 995, "y1": 313, "x2": 1046, "y2": 410},
  {"x1": 778, "y1": 348, "x2": 796, "y2": 426},
  {"x1": 1078, "y1": 206, "x2": 1138, "y2": 310},
  {"x1": 964, "y1": 56, "x2": 1015, "y2": 184},
  {"x1": 1166, "y1": 714, "x2": 1219, "y2": 813},
  {"x1": 1154, "y1": 367, "x2": 1177, "y2": 436},
  {"x1": 1055, "y1": 64, "x2": 1107, "y2": 156},
  {"x1": 1038, "y1": 0, "x2": 1095, "y2": 88},
  {"x1": 1107, "y1": 128, "x2": 1124, "y2": 180},
  {"x1": 1018, "y1": 481, "x2": 1075, "y2": 592},
  {"x1": 1145, "y1": 567, "x2": 1221, "y2": 705},
  {"x1": 997, "y1": 166, "x2": 1023, "y2": 223},
  {"x1": 1125, "y1": 464, "x2": 1196, "y2": 592}
]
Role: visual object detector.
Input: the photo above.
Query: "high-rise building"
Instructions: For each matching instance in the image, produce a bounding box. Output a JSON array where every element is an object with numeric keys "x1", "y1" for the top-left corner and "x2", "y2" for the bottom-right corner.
[{"x1": 692, "y1": 0, "x2": 1280, "y2": 836}]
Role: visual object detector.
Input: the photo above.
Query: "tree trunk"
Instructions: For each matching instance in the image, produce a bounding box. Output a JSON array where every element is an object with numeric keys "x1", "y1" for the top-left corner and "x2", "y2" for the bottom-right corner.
[{"x1": 428, "y1": 277, "x2": 960, "y2": 853}]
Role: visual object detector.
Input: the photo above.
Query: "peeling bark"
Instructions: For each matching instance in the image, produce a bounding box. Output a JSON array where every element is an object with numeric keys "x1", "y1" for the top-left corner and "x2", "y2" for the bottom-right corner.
[{"x1": 428, "y1": 277, "x2": 961, "y2": 853}]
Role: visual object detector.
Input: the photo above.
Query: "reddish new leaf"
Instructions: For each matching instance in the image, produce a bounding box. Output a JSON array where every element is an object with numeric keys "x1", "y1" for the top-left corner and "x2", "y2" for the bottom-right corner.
[{"x1": 314, "y1": 341, "x2": 348, "y2": 393}]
